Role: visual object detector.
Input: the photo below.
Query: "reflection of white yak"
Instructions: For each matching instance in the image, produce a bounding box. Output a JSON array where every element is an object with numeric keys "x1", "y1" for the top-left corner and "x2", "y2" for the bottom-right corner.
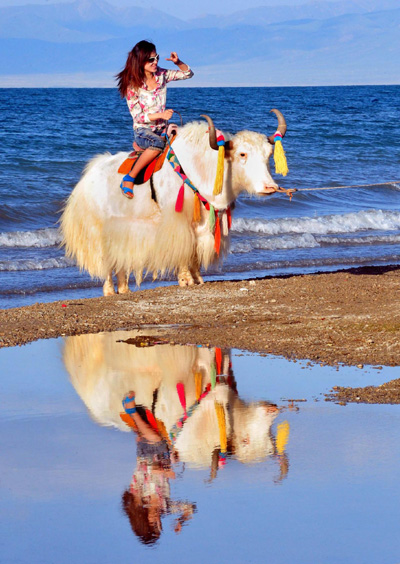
[
  {"x1": 63, "y1": 331, "x2": 283, "y2": 467},
  {"x1": 60, "y1": 112, "x2": 288, "y2": 294}
]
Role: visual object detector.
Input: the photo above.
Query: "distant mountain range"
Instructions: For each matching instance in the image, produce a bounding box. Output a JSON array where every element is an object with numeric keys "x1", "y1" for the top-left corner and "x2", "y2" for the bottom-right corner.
[{"x1": 0, "y1": 0, "x2": 399, "y2": 86}]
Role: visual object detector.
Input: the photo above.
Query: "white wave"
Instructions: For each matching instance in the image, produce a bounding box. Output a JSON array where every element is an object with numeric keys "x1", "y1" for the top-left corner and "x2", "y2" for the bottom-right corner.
[
  {"x1": 222, "y1": 254, "x2": 400, "y2": 274},
  {"x1": 231, "y1": 233, "x2": 319, "y2": 253},
  {"x1": 318, "y1": 234, "x2": 400, "y2": 246},
  {"x1": 0, "y1": 227, "x2": 62, "y2": 248},
  {"x1": 0, "y1": 257, "x2": 73, "y2": 271},
  {"x1": 232, "y1": 210, "x2": 400, "y2": 237}
]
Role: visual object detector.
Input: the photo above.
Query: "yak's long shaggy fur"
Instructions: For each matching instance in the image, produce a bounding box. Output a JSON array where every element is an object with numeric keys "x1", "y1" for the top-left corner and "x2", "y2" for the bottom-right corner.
[{"x1": 60, "y1": 120, "x2": 277, "y2": 288}]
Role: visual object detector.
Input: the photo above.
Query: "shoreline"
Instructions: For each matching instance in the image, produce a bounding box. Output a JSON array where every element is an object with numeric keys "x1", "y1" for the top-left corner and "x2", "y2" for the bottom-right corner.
[{"x1": 1, "y1": 264, "x2": 400, "y2": 369}]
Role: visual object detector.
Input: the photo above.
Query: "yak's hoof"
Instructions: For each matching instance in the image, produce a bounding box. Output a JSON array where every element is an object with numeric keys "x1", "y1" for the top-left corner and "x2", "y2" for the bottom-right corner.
[
  {"x1": 178, "y1": 269, "x2": 195, "y2": 287},
  {"x1": 117, "y1": 285, "x2": 131, "y2": 294},
  {"x1": 103, "y1": 282, "x2": 116, "y2": 296}
]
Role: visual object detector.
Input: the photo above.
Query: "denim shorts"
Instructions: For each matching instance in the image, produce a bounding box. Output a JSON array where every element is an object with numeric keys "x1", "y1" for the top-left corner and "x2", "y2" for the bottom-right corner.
[
  {"x1": 134, "y1": 127, "x2": 166, "y2": 151},
  {"x1": 137, "y1": 438, "x2": 170, "y2": 462}
]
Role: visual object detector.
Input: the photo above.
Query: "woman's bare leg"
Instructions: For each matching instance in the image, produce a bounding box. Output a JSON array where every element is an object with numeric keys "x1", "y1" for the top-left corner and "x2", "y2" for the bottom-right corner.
[{"x1": 121, "y1": 148, "x2": 161, "y2": 192}]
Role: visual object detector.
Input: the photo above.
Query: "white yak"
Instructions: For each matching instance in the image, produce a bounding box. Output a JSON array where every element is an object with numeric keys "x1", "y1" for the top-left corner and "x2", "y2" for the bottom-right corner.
[
  {"x1": 63, "y1": 331, "x2": 287, "y2": 469},
  {"x1": 61, "y1": 111, "x2": 288, "y2": 294}
]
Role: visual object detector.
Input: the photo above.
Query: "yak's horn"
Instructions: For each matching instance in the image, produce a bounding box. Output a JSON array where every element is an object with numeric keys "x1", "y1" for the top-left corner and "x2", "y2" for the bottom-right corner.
[
  {"x1": 268, "y1": 109, "x2": 287, "y2": 144},
  {"x1": 201, "y1": 114, "x2": 218, "y2": 149},
  {"x1": 201, "y1": 114, "x2": 234, "y2": 151}
]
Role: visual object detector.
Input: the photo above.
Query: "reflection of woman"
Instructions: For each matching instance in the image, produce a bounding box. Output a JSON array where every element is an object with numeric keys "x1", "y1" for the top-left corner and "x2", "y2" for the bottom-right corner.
[{"x1": 121, "y1": 392, "x2": 196, "y2": 545}]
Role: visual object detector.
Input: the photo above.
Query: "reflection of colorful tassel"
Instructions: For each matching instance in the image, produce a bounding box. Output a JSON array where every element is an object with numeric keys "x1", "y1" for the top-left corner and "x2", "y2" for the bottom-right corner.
[
  {"x1": 276, "y1": 421, "x2": 290, "y2": 455},
  {"x1": 215, "y1": 401, "x2": 227, "y2": 458},
  {"x1": 210, "y1": 363, "x2": 217, "y2": 389},
  {"x1": 215, "y1": 347, "x2": 223, "y2": 375},
  {"x1": 195, "y1": 371, "x2": 202, "y2": 402},
  {"x1": 213, "y1": 135, "x2": 225, "y2": 195},
  {"x1": 273, "y1": 132, "x2": 289, "y2": 176},
  {"x1": 193, "y1": 192, "x2": 201, "y2": 223},
  {"x1": 214, "y1": 214, "x2": 221, "y2": 255},
  {"x1": 175, "y1": 184, "x2": 185, "y2": 212},
  {"x1": 176, "y1": 382, "x2": 187, "y2": 415}
]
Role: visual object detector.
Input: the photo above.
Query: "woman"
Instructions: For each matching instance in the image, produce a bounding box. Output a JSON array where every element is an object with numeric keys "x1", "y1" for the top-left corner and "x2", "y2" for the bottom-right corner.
[{"x1": 116, "y1": 40, "x2": 194, "y2": 198}]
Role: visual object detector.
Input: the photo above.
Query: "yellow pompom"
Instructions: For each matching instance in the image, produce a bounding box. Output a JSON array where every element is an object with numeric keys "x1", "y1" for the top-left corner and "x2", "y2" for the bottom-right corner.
[
  {"x1": 276, "y1": 420, "x2": 290, "y2": 455},
  {"x1": 213, "y1": 144, "x2": 225, "y2": 195},
  {"x1": 274, "y1": 139, "x2": 289, "y2": 177}
]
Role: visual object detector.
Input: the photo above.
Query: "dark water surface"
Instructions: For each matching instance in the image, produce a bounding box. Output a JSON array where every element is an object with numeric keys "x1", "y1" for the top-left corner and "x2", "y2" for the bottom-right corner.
[
  {"x1": 1, "y1": 331, "x2": 400, "y2": 563},
  {"x1": 0, "y1": 86, "x2": 400, "y2": 308}
]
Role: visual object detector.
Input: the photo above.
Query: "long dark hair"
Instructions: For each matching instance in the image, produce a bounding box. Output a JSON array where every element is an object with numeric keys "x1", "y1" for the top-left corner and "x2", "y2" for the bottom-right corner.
[
  {"x1": 122, "y1": 490, "x2": 161, "y2": 545},
  {"x1": 116, "y1": 40, "x2": 156, "y2": 98}
]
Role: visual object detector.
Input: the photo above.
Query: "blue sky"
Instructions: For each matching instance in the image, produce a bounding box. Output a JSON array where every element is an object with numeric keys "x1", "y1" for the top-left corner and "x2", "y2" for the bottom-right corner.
[
  {"x1": 0, "y1": 0, "x2": 337, "y2": 19},
  {"x1": 0, "y1": 0, "x2": 398, "y2": 86}
]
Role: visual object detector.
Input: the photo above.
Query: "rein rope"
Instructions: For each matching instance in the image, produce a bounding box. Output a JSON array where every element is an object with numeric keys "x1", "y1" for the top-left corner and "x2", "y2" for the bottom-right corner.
[{"x1": 293, "y1": 180, "x2": 400, "y2": 193}]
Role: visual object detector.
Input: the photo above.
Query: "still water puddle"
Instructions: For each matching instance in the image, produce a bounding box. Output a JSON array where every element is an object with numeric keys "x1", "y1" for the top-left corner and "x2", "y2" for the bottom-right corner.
[{"x1": 1, "y1": 331, "x2": 400, "y2": 563}]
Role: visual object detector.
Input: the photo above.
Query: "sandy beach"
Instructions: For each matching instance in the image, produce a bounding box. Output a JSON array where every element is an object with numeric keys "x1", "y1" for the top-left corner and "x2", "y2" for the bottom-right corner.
[{"x1": 2, "y1": 264, "x2": 400, "y2": 366}]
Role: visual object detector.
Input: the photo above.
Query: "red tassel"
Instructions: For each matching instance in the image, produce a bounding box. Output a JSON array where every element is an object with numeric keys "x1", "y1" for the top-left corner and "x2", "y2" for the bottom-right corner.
[
  {"x1": 175, "y1": 184, "x2": 185, "y2": 212},
  {"x1": 215, "y1": 347, "x2": 223, "y2": 375},
  {"x1": 227, "y1": 206, "x2": 232, "y2": 229},
  {"x1": 176, "y1": 382, "x2": 187, "y2": 415},
  {"x1": 214, "y1": 214, "x2": 221, "y2": 255}
]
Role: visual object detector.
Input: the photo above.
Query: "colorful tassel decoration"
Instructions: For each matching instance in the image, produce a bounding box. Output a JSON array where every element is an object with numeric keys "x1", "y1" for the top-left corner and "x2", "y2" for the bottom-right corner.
[
  {"x1": 209, "y1": 204, "x2": 216, "y2": 231},
  {"x1": 175, "y1": 184, "x2": 185, "y2": 212},
  {"x1": 222, "y1": 212, "x2": 229, "y2": 237},
  {"x1": 214, "y1": 214, "x2": 221, "y2": 255},
  {"x1": 193, "y1": 192, "x2": 201, "y2": 223},
  {"x1": 213, "y1": 135, "x2": 225, "y2": 195},
  {"x1": 272, "y1": 132, "x2": 289, "y2": 176},
  {"x1": 227, "y1": 206, "x2": 232, "y2": 229},
  {"x1": 276, "y1": 421, "x2": 290, "y2": 455}
]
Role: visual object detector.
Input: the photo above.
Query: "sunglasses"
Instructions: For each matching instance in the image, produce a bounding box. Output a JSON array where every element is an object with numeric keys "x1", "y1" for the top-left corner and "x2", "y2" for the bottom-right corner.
[{"x1": 147, "y1": 54, "x2": 160, "y2": 63}]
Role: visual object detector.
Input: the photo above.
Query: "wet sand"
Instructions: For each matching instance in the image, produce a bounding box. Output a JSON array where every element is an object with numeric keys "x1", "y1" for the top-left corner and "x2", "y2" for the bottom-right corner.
[{"x1": 1, "y1": 264, "x2": 399, "y2": 359}]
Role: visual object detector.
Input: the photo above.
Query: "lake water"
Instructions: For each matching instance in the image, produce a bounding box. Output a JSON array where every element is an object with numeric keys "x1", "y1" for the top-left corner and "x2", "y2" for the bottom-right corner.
[
  {"x1": 1, "y1": 330, "x2": 400, "y2": 563},
  {"x1": 1, "y1": 85, "x2": 400, "y2": 309}
]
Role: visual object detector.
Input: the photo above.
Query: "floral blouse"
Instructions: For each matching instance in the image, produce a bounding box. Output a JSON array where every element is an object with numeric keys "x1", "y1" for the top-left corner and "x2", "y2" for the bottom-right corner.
[{"x1": 126, "y1": 66, "x2": 194, "y2": 133}]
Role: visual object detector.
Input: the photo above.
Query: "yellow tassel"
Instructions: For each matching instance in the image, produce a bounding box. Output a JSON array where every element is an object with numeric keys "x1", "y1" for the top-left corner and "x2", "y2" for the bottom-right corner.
[
  {"x1": 276, "y1": 421, "x2": 290, "y2": 455},
  {"x1": 213, "y1": 144, "x2": 225, "y2": 195},
  {"x1": 193, "y1": 193, "x2": 201, "y2": 223},
  {"x1": 273, "y1": 139, "x2": 289, "y2": 176},
  {"x1": 195, "y1": 371, "x2": 202, "y2": 402},
  {"x1": 214, "y1": 401, "x2": 227, "y2": 453}
]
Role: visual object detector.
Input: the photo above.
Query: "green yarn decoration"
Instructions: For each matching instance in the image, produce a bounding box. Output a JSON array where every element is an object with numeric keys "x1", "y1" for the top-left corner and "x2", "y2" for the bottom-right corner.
[
  {"x1": 209, "y1": 205, "x2": 216, "y2": 231},
  {"x1": 210, "y1": 363, "x2": 217, "y2": 389}
]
